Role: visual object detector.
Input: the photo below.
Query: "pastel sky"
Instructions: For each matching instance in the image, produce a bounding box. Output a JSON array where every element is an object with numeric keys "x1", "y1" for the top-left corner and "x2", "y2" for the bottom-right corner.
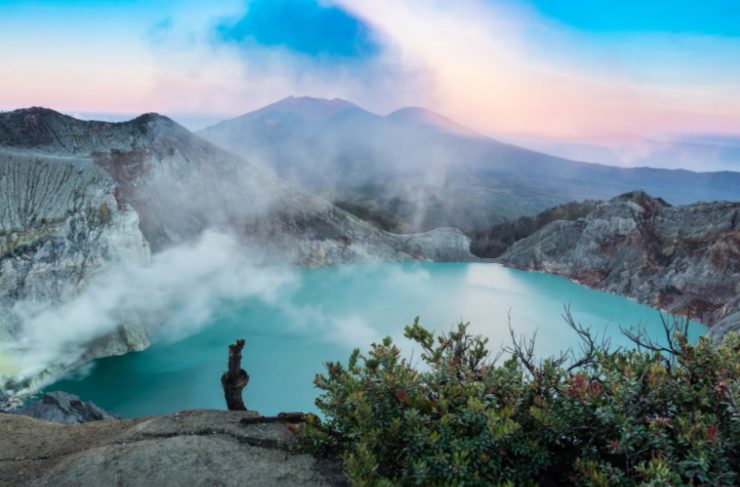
[{"x1": 1, "y1": 0, "x2": 739, "y2": 137}]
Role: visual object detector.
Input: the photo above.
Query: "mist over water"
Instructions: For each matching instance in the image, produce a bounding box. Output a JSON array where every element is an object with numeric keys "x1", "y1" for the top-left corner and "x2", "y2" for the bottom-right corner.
[
  {"x1": 47, "y1": 262, "x2": 705, "y2": 417},
  {"x1": 1, "y1": 231, "x2": 297, "y2": 395}
]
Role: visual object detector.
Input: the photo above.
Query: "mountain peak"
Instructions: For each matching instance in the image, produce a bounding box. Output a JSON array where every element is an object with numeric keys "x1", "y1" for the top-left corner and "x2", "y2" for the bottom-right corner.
[
  {"x1": 258, "y1": 95, "x2": 359, "y2": 121},
  {"x1": 1, "y1": 106, "x2": 75, "y2": 124},
  {"x1": 128, "y1": 112, "x2": 181, "y2": 129},
  {"x1": 132, "y1": 112, "x2": 171, "y2": 122},
  {"x1": 215, "y1": 96, "x2": 363, "y2": 126},
  {"x1": 0, "y1": 108, "x2": 189, "y2": 155},
  {"x1": 0, "y1": 107, "x2": 85, "y2": 152},
  {"x1": 10, "y1": 106, "x2": 63, "y2": 116},
  {"x1": 279, "y1": 95, "x2": 354, "y2": 106}
]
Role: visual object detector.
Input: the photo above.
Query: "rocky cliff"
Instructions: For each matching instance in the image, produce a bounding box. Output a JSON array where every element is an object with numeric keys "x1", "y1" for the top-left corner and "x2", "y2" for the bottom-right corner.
[
  {"x1": 0, "y1": 145, "x2": 152, "y2": 393},
  {"x1": 499, "y1": 191, "x2": 740, "y2": 339},
  {"x1": 0, "y1": 108, "x2": 472, "y2": 397}
]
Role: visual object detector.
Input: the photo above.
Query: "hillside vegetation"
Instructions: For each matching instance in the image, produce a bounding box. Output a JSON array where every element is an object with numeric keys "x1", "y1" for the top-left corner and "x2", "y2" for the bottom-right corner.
[{"x1": 299, "y1": 316, "x2": 739, "y2": 486}]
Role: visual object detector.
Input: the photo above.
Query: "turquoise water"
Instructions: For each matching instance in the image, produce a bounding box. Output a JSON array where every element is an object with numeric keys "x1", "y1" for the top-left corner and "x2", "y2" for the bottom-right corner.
[{"x1": 48, "y1": 262, "x2": 705, "y2": 417}]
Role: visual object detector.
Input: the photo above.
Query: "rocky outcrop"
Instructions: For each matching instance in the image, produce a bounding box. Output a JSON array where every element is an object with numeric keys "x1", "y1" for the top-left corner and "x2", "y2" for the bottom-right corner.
[
  {"x1": 710, "y1": 312, "x2": 740, "y2": 341},
  {"x1": 499, "y1": 191, "x2": 740, "y2": 339},
  {"x1": 398, "y1": 227, "x2": 474, "y2": 262},
  {"x1": 0, "y1": 409, "x2": 347, "y2": 486},
  {"x1": 9, "y1": 391, "x2": 118, "y2": 424}
]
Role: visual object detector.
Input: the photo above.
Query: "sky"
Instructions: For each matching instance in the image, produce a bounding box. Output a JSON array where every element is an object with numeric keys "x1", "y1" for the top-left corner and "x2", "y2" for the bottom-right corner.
[{"x1": 1, "y1": 0, "x2": 739, "y2": 138}]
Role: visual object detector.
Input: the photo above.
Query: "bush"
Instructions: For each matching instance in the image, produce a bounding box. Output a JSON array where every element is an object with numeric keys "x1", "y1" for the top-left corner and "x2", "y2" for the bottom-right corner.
[{"x1": 298, "y1": 315, "x2": 739, "y2": 486}]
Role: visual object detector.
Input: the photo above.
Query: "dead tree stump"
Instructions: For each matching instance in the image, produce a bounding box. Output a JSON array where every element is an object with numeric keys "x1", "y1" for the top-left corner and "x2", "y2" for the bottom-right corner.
[{"x1": 221, "y1": 339, "x2": 249, "y2": 411}]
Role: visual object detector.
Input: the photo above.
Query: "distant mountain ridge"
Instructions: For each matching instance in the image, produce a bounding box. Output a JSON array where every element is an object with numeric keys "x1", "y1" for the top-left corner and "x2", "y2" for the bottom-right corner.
[{"x1": 200, "y1": 96, "x2": 740, "y2": 234}]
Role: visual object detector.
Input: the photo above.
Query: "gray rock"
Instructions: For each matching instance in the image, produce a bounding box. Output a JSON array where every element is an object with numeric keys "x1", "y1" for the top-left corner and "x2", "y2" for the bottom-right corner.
[
  {"x1": 399, "y1": 227, "x2": 475, "y2": 262},
  {"x1": 10, "y1": 391, "x2": 118, "y2": 424},
  {"x1": 499, "y1": 191, "x2": 740, "y2": 340},
  {"x1": 0, "y1": 409, "x2": 348, "y2": 487},
  {"x1": 0, "y1": 146, "x2": 152, "y2": 394},
  {"x1": 709, "y1": 312, "x2": 740, "y2": 342}
]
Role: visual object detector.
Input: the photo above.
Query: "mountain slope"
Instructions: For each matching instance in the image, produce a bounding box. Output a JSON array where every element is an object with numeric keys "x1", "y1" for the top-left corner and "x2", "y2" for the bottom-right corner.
[
  {"x1": 385, "y1": 106, "x2": 478, "y2": 136},
  {"x1": 498, "y1": 191, "x2": 740, "y2": 339},
  {"x1": 200, "y1": 97, "x2": 740, "y2": 233},
  {"x1": 0, "y1": 107, "x2": 472, "y2": 396}
]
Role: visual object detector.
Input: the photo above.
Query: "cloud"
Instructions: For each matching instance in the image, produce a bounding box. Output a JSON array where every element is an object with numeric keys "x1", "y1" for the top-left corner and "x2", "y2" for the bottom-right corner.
[
  {"x1": 334, "y1": 0, "x2": 740, "y2": 137},
  {"x1": 217, "y1": 0, "x2": 379, "y2": 59},
  {"x1": 139, "y1": 0, "x2": 430, "y2": 116}
]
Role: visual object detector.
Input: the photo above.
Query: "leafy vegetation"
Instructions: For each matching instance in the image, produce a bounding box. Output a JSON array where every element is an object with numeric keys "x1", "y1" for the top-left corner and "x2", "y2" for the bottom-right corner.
[
  {"x1": 469, "y1": 200, "x2": 600, "y2": 258},
  {"x1": 298, "y1": 314, "x2": 739, "y2": 486}
]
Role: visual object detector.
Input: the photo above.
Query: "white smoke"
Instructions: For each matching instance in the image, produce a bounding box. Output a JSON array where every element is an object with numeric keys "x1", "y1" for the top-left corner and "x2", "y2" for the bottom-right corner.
[{"x1": 2, "y1": 231, "x2": 298, "y2": 393}]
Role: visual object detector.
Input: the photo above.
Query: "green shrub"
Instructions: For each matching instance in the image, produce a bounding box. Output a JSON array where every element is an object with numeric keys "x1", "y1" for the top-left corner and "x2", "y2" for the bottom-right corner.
[{"x1": 298, "y1": 315, "x2": 739, "y2": 486}]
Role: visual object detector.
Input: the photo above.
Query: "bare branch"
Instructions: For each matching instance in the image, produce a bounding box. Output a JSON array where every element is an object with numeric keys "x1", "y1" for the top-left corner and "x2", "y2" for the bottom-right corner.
[
  {"x1": 561, "y1": 306, "x2": 609, "y2": 372},
  {"x1": 505, "y1": 317, "x2": 538, "y2": 377},
  {"x1": 620, "y1": 312, "x2": 690, "y2": 359}
]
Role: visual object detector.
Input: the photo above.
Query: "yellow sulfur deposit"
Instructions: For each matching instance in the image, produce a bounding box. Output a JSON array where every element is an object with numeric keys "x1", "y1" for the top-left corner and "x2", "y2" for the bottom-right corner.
[{"x1": 0, "y1": 351, "x2": 20, "y2": 378}]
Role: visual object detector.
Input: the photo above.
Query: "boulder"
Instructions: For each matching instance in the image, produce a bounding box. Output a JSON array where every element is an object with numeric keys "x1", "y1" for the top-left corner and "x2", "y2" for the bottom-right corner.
[{"x1": 10, "y1": 391, "x2": 118, "y2": 424}]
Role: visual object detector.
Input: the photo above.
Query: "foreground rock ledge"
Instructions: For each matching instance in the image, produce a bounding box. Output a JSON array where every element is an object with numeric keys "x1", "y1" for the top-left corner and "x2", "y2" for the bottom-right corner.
[{"x1": 0, "y1": 409, "x2": 347, "y2": 487}]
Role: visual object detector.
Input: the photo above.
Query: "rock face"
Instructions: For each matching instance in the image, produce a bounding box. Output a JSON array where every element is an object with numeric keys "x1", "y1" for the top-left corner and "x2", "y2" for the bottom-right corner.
[
  {"x1": 0, "y1": 409, "x2": 347, "y2": 486},
  {"x1": 9, "y1": 391, "x2": 118, "y2": 424},
  {"x1": 499, "y1": 191, "x2": 740, "y2": 339},
  {"x1": 0, "y1": 146, "x2": 152, "y2": 392},
  {"x1": 0, "y1": 115, "x2": 152, "y2": 322},
  {"x1": 0, "y1": 107, "x2": 472, "y2": 396}
]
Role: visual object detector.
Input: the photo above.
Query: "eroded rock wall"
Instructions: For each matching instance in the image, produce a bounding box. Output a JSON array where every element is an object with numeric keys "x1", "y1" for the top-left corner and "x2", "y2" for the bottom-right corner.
[
  {"x1": 0, "y1": 148, "x2": 152, "y2": 391},
  {"x1": 499, "y1": 191, "x2": 740, "y2": 339}
]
